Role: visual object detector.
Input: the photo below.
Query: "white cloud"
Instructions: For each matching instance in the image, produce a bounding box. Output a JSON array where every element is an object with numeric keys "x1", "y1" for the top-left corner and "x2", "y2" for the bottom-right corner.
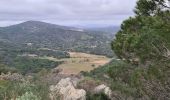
[{"x1": 0, "y1": 0, "x2": 137, "y2": 27}]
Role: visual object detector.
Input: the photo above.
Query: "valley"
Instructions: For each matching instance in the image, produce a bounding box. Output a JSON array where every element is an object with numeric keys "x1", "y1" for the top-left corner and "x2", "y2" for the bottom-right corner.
[
  {"x1": 0, "y1": 0, "x2": 170, "y2": 100},
  {"x1": 40, "y1": 52, "x2": 111, "y2": 75}
]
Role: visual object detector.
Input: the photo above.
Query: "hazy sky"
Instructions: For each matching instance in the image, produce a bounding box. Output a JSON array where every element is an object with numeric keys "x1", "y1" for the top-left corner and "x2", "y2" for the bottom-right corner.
[{"x1": 0, "y1": 0, "x2": 137, "y2": 27}]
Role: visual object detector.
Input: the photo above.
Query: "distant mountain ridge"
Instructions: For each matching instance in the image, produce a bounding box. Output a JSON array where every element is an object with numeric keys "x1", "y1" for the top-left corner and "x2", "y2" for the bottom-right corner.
[
  {"x1": 85, "y1": 26, "x2": 120, "y2": 34},
  {"x1": 0, "y1": 21, "x2": 115, "y2": 57}
]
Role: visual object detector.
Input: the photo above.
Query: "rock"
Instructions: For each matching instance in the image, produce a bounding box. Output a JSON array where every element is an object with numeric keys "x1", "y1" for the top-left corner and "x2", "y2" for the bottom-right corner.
[
  {"x1": 94, "y1": 84, "x2": 112, "y2": 99},
  {"x1": 50, "y1": 78, "x2": 86, "y2": 100}
]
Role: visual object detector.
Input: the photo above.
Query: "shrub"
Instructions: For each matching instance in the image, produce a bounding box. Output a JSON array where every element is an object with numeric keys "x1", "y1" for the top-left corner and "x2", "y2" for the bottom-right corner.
[
  {"x1": 15, "y1": 92, "x2": 40, "y2": 100},
  {"x1": 86, "y1": 92, "x2": 110, "y2": 100}
]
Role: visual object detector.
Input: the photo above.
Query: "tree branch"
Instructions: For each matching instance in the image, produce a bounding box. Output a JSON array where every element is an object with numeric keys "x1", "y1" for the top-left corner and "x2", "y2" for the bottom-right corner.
[{"x1": 158, "y1": 1, "x2": 170, "y2": 9}]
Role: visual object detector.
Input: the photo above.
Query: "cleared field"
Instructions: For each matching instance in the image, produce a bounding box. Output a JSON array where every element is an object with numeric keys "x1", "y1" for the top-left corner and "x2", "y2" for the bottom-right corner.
[{"x1": 40, "y1": 52, "x2": 111, "y2": 75}]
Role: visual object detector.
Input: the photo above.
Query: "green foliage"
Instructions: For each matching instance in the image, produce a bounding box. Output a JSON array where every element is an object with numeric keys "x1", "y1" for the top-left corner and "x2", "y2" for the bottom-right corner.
[
  {"x1": 109, "y1": 0, "x2": 170, "y2": 99},
  {"x1": 112, "y1": 2, "x2": 170, "y2": 64},
  {"x1": 0, "y1": 64, "x2": 17, "y2": 74},
  {"x1": 110, "y1": 81, "x2": 137, "y2": 97},
  {"x1": 20, "y1": 49, "x2": 70, "y2": 59},
  {"x1": 13, "y1": 57, "x2": 62, "y2": 74},
  {"x1": 15, "y1": 92, "x2": 40, "y2": 100},
  {"x1": 0, "y1": 81, "x2": 32, "y2": 100},
  {"x1": 0, "y1": 80, "x2": 50, "y2": 100},
  {"x1": 108, "y1": 60, "x2": 131, "y2": 81},
  {"x1": 86, "y1": 92, "x2": 110, "y2": 100},
  {"x1": 0, "y1": 41, "x2": 66, "y2": 74},
  {"x1": 134, "y1": 0, "x2": 170, "y2": 16},
  {"x1": 129, "y1": 68, "x2": 144, "y2": 88},
  {"x1": 106, "y1": 61, "x2": 140, "y2": 97}
]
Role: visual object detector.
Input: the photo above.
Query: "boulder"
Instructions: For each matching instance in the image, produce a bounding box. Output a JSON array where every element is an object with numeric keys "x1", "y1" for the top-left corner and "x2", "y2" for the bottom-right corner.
[
  {"x1": 94, "y1": 84, "x2": 112, "y2": 98},
  {"x1": 50, "y1": 78, "x2": 86, "y2": 100}
]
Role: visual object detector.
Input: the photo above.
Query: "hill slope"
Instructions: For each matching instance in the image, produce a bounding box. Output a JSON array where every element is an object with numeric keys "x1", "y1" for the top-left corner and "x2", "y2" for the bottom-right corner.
[{"x1": 0, "y1": 21, "x2": 114, "y2": 57}]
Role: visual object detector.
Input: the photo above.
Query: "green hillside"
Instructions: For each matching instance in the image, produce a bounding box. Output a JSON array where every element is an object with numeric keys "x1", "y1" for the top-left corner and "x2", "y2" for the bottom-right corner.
[{"x1": 0, "y1": 21, "x2": 114, "y2": 57}]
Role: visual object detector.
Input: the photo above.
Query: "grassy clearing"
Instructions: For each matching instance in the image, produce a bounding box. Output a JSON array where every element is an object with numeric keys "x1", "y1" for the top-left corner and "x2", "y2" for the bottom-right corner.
[{"x1": 39, "y1": 52, "x2": 111, "y2": 75}]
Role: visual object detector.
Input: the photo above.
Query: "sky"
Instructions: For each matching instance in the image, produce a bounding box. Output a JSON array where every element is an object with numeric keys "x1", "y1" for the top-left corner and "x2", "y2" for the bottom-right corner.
[{"x1": 0, "y1": 0, "x2": 137, "y2": 27}]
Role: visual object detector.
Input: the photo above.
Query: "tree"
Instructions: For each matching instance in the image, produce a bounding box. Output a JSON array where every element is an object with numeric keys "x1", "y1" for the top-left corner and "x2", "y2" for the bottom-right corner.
[
  {"x1": 109, "y1": 0, "x2": 170, "y2": 99},
  {"x1": 112, "y1": 0, "x2": 170, "y2": 64},
  {"x1": 134, "y1": 0, "x2": 170, "y2": 16}
]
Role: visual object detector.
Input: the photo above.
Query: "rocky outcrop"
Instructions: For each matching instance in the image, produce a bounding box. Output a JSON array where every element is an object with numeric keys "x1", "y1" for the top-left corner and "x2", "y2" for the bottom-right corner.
[
  {"x1": 49, "y1": 78, "x2": 86, "y2": 100},
  {"x1": 94, "y1": 84, "x2": 112, "y2": 99}
]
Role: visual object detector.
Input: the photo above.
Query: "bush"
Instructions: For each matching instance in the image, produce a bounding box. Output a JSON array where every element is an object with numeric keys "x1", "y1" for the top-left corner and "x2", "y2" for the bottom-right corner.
[
  {"x1": 86, "y1": 92, "x2": 110, "y2": 100},
  {"x1": 0, "y1": 80, "x2": 50, "y2": 100},
  {"x1": 15, "y1": 92, "x2": 40, "y2": 100}
]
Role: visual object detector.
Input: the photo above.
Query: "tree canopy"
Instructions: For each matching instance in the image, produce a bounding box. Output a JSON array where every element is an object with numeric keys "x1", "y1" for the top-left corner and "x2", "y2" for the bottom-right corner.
[
  {"x1": 112, "y1": 0, "x2": 170, "y2": 64},
  {"x1": 134, "y1": 0, "x2": 170, "y2": 16}
]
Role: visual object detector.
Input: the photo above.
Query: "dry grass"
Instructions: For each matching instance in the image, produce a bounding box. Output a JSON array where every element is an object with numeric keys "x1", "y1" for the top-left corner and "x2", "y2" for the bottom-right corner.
[{"x1": 40, "y1": 52, "x2": 111, "y2": 75}]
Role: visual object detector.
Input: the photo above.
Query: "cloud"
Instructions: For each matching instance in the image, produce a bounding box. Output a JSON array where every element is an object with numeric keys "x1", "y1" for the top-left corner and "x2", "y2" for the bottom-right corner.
[{"x1": 0, "y1": 0, "x2": 137, "y2": 27}]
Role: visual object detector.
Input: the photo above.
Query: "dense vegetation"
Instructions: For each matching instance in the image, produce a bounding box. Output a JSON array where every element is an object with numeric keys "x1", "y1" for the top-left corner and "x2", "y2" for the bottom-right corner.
[
  {"x1": 0, "y1": 41, "x2": 63, "y2": 99},
  {"x1": 85, "y1": 0, "x2": 170, "y2": 99},
  {"x1": 112, "y1": 0, "x2": 170, "y2": 64},
  {"x1": 86, "y1": 92, "x2": 110, "y2": 100},
  {"x1": 0, "y1": 41, "x2": 67, "y2": 74}
]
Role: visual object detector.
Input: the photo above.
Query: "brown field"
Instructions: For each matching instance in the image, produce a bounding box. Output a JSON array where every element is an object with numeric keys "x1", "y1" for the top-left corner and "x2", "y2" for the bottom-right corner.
[{"x1": 40, "y1": 52, "x2": 111, "y2": 75}]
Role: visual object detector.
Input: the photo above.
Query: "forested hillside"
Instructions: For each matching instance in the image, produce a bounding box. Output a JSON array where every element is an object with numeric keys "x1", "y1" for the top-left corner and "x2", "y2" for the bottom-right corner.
[
  {"x1": 0, "y1": 41, "x2": 69, "y2": 74},
  {"x1": 0, "y1": 21, "x2": 114, "y2": 57}
]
